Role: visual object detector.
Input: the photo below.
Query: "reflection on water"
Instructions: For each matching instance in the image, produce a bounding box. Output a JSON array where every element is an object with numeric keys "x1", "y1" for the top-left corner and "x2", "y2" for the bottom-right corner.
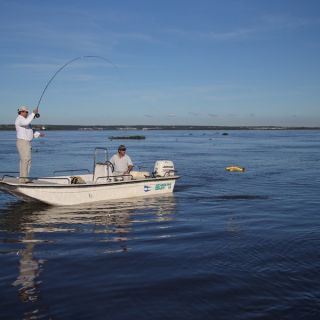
[
  {"x1": 0, "y1": 195, "x2": 176, "y2": 317},
  {"x1": 12, "y1": 233, "x2": 44, "y2": 303}
]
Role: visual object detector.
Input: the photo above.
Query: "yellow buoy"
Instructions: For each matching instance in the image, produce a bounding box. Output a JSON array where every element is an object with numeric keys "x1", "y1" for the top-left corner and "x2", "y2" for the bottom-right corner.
[{"x1": 225, "y1": 166, "x2": 245, "y2": 172}]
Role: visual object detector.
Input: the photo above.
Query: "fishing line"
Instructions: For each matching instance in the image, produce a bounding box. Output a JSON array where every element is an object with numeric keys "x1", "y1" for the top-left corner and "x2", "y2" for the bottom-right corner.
[{"x1": 35, "y1": 55, "x2": 117, "y2": 118}]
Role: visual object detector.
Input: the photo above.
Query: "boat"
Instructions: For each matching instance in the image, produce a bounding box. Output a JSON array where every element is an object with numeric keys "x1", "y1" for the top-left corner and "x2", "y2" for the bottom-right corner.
[{"x1": 0, "y1": 147, "x2": 179, "y2": 206}]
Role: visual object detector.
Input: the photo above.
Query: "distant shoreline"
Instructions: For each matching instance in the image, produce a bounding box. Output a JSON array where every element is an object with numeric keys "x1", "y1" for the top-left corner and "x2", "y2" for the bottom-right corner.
[{"x1": 1, "y1": 124, "x2": 320, "y2": 131}]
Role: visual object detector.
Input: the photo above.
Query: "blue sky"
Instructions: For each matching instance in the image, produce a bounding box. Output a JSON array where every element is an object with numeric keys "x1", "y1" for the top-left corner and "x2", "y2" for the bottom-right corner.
[{"x1": 1, "y1": 0, "x2": 320, "y2": 126}]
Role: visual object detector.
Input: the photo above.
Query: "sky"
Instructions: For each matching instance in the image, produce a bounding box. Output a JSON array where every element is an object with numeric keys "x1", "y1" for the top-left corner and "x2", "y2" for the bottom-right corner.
[{"x1": 1, "y1": 0, "x2": 320, "y2": 126}]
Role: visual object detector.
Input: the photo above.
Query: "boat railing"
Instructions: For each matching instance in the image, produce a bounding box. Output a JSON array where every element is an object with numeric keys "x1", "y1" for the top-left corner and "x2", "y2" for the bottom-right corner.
[
  {"x1": 1, "y1": 174, "x2": 71, "y2": 184},
  {"x1": 53, "y1": 169, "x2": 90, "y2": 176},
  {"x1": 95, "y1": 174, "x2": 133, "y2": 183},
  {"x1": 0, "y1": 172, "x2": 19, "y2": 181},
  {"x1": 94, "y1": 176, "x2": 111, "y2": 183},
  {"x1": 36, "y1": 177, "x2": 72, "y2": 184},
  {"x1": 1, "y1": 173, "x2": 19, "y2": 181},
  {"x1": 93, "y1": 147, "x2": 109, "y2": 172}
]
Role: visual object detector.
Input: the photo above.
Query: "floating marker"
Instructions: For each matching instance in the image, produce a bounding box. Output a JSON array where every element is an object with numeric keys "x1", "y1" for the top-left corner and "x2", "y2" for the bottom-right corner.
[{"x1": 225, "y1": 166, "x2": 245, "y2": 172}]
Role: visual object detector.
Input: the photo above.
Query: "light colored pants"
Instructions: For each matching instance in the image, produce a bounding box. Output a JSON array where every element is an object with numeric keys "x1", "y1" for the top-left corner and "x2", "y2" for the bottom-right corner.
[{"x1": 16, "y1": 139, "x2": 32, "y2": 181}]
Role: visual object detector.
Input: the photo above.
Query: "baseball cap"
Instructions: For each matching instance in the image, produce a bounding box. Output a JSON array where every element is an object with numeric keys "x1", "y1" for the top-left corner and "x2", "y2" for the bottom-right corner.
[{"x1": 18, "y1": 106, "x2": 29, "y2": 113}]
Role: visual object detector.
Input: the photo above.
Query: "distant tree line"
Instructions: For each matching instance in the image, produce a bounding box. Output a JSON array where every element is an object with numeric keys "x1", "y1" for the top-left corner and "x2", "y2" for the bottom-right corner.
[{"x1": 0, "y1": 124, "x2": 319, "y2": 131}]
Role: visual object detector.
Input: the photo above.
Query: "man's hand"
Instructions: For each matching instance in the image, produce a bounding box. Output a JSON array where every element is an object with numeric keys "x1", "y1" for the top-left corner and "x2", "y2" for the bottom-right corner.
[{"x1": 33, "y1": 131, "x2": 45, "y2": 139}]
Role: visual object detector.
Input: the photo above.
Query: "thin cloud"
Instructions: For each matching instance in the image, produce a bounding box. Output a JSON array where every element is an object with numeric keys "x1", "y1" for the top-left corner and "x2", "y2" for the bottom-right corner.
[
  {"x1": 203, "y1": 28, "x2": 255, "y2": 41},
  {"x1": 9, "y1": 58, "x2": 116, "y2": 71},
  {"x1": 166, "y1": 15, "x2": 320, "y2": 42},
  {"x1": 9, "y1": 63, "x2": 59, "y2": 71},
  {"x1": 167, "y1": 27, "x2": 254, "y2": 41},
  {"x1": 261, "y1": 14, "x2": 319, "y2": 30},
  {"x1": 110, "y1": 32, "x2": 163, "y2": 45}
]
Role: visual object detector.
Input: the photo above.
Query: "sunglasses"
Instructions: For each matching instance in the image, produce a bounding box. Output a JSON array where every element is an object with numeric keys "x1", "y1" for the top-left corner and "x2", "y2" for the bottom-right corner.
[
  {"x1": 119, "y1": 149, "x2": 126, "y2": 151},
  {"x1": 22, "y1": 110, "x2": 29, "y2": 113}
]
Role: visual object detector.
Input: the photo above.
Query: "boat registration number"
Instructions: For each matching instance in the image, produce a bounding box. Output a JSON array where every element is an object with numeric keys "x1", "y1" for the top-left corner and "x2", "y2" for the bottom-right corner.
[{"x1": 155, "y1": 183, "x2": 172, "y2": 190}]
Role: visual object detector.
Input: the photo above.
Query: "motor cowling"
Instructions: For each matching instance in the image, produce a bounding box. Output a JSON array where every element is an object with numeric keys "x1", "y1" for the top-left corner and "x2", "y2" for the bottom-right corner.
[{"x1": 153, "y1": 160, "x2": 175, "y2": 177}]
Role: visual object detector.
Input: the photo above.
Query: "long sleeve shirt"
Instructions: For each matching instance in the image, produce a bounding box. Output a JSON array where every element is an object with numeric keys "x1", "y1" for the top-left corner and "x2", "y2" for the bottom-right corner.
[{"x1": 15, "y1": 113, "x2": 36, "y2": 141}]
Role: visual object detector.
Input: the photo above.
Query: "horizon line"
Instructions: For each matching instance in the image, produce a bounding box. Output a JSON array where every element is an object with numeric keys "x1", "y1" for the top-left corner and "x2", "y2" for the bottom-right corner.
[{"x1": 1, "y1": 124, "x2": 320, "y2": 130}]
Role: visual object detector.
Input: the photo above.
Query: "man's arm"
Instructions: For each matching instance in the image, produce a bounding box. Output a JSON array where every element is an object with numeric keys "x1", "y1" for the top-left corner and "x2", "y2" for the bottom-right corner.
[
  {"x1": 17, "y1": 107, "x2": 39, "y2": 126},
  {"x1": 16, "y1": 112, "x2": 35, "y2": 126},
  {"x1": 127, "y1": 156, "x2": 134, "y2": 173}
]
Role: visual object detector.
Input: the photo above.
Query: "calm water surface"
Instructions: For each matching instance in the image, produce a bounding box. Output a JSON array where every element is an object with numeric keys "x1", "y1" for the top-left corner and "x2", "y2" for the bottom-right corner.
[{"x1": 0, "y1": 130, "x2": 320, "y2": 319}]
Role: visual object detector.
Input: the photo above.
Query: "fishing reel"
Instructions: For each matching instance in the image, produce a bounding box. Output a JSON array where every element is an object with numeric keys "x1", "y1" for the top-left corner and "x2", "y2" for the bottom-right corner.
[{"x1": 35, "y1": 113, "x2": 40, "y2": 118}]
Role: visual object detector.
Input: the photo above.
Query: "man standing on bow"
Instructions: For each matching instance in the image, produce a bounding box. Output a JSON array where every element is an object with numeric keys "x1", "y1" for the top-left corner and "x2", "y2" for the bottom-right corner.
[
  {"x1": 110, "y1": 145, "x2": 134, "y2": 176},
  {"x1": 15, "y1": 106, "x2": 41, "y2": 183}
]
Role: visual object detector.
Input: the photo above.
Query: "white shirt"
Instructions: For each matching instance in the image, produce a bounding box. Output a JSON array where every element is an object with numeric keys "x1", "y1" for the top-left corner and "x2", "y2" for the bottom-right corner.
[
  {"x1": 110, "y1": 154, "x2": 133, "y2": 173},
  {"x1": 15, "y1": 113, "x2": 35, "y2": 141}
]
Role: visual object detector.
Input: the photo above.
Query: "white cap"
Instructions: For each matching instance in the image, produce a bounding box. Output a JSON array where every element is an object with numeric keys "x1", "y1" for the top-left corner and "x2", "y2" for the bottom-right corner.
[{"x1": 18, "y1": 106, "x2": 29, "y2": 112}]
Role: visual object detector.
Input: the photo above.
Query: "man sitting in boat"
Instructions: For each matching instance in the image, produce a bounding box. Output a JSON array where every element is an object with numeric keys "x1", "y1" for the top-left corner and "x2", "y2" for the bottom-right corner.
[{"x1": 110, "y1": 145, "x2": 134, "y2": 177}]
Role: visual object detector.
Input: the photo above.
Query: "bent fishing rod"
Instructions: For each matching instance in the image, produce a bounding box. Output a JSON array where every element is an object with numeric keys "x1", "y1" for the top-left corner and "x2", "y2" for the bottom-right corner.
[{"x1": 34, "y1": 55, "x2": 117, "y2": 118}]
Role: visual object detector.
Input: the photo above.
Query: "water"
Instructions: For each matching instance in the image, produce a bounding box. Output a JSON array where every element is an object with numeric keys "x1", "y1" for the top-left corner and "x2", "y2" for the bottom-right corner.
[{"x1": 1, "y1": 130, "x2": 320, "y2": 319}]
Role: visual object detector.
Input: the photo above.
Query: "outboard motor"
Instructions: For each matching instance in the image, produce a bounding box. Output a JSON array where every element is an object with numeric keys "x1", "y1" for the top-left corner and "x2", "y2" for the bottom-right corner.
[{"x1": 153, "y1": 160, "x2": 175, "y2": 177}]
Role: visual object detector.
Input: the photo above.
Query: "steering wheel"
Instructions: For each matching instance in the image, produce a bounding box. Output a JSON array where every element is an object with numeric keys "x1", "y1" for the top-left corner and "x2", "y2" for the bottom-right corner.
[{"x1": 105, "y1": 161, "x2": 114, "y2": 172}]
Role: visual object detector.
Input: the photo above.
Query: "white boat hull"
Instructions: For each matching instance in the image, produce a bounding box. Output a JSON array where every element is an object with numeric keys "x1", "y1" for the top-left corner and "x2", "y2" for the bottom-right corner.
[{"x1": 0, "y1": 176, "x2": 178, "y2": 206}]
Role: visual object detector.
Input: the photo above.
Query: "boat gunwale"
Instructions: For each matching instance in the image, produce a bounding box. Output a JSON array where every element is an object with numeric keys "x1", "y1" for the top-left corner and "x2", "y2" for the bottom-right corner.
[{"x1": 0, "y1": 176, "x2": 180, "y2": 189}]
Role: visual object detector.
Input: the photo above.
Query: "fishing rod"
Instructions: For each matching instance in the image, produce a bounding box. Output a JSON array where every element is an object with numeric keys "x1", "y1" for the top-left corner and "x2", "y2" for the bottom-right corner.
[{"x1": 35, "y1": 55, "x2": 117, "y2": 118}]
